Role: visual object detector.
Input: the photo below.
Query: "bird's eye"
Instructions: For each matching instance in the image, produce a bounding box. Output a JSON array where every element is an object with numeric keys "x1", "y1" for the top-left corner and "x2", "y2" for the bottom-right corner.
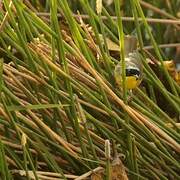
[{"x1": 125, "y1": 68, "x2": 140, "y2": 77}]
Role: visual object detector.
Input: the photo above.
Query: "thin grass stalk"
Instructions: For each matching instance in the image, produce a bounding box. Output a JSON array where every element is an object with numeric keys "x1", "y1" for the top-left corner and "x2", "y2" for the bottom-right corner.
[
  {"x1": 157, "y1": 160, "x2": 180, "y2": 179},
  {"x1": 94, "y1": 81, "x2": 119, "y2": 129},
  {"x1": 0, "y1": 7, "x2": 11, "y2": 33},
  {"x1": 139, "y1": 157, "x2": 168, "y2": 180},
  {"x1": 5, "y1": 103, "x2": 69, "y2": 113},
  {"x1": 68, "y1": 96, "x2": 91, "y2": 165},
  {"x1": 139, "y1": 1, "x2": 179, "y2": 21},
  {"x1": 5, "y1": 146, "x2": 24, "y2": 170},
  {"x1": 75, "y1": 96, "x2": 99, "y2": 162},
  {"x1": 2, "y1": 86, "x2": 26, "y2": 106},
  {"x1": 174, "y1": 81, "x2": 180, "y2": 94},
  {"x1": 167, "y1": 92, "x2": 180, "y2": 104},
  {"x1": 1, "y1": 93, "x2": 21, "y2": 140},
  {"x1": 37, "y1": 144, "x2": 65, "y2": 174},
  {"x1": 114, "y1": 0, "x2": 127, "y2": 102},
  {"x1": 50, "y1": 0, "x2": 71, "y2": 142},
  {"x1": 22, "y1": 141, "x2": 30, "y2": 180},
  {"x1": 127, "y1": 171, "x2": 147, "y2": 180},
  {"x1": 98, "y1": 11, "x2": 111, "y2": 68},
  {"x1": 50, "y1": 1, "x2": 58, "y2": 87},
  {"x1": 131, "y1": 109, "x2": 180, "y2": 153},
  {"x1": 0, "y1": 141, "x2": 12, "y2": 179},
  {"x1": 0, "y1": 58, "x2": 3, "y2": 93},
  {"x1": 145, "y1": 131, "x2": 178, "y2": 163},
  {"x1": 2, "y1": 20, "x2": 19, "y2": 41},
  {"x1": 147, "y1": 84, "x2": 157, "y2": 103},
  {"x1": 96, "y1": 8, "x2": 120, "y2": 127},
  {"x1": 105, "y1": 140, "x2": 111, "y2": 180},
  {"x1": 21, "y1": 133, "x2": 39, "y2": 180},
  {"x1": 114, "y1": 0, "x2": 135, "y2": 174},
  {"x1": 132, "y1": 137, "x2": 139, "y2": 180}
]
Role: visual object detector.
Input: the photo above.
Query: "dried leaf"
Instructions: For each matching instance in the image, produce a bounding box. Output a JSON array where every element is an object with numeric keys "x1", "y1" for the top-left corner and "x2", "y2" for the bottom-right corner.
[
  {"x1": 111, "y1": 156, "x2": 128, "y2": 180},
  {"x1": 91, "y1": 156, "x2": 128, "y2": 180},
  {"x1": 163, "y1": 60, "x2": 180, "y2": 85}
]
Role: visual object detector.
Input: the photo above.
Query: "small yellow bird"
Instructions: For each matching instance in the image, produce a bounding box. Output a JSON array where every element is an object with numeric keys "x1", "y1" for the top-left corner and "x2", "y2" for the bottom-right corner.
[{"x1": 114, "y1": 51, "x2": 143, "y2": 90}]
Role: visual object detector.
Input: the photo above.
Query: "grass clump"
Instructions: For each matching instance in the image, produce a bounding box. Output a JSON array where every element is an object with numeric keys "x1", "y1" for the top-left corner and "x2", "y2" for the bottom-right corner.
[{"x1": 0, "y1": 0, "x2": 179, "y2": 179}]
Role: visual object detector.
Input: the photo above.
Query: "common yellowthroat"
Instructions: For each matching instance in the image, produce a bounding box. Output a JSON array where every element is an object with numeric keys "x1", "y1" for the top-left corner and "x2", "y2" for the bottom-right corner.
[{"x1": 114, "y1": 51, "x2": 143, "y2": 90}]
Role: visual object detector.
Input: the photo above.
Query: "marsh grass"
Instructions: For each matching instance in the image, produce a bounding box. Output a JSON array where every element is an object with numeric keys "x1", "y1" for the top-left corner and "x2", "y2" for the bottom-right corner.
[{"x1": 0, "y1": 0, "x2": 180, "y2": 179}]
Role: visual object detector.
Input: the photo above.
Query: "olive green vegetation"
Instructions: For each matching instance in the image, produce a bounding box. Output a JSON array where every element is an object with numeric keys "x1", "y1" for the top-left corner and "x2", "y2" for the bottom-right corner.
[{"x1": 0, "y1": 0, "x2": 180, "y2": 179}]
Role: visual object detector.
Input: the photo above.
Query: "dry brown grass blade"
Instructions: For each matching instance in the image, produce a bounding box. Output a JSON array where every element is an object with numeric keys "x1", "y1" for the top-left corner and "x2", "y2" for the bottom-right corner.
[
  {"x1": 5, "y1": 155, "x2": 17, "y2": 168},
  {"x1": 0, "y1": 106, "x2": 9, "y2": 120},
  {"x1": 36, "y1": 12, "x2": 180, "y2": 25}
]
